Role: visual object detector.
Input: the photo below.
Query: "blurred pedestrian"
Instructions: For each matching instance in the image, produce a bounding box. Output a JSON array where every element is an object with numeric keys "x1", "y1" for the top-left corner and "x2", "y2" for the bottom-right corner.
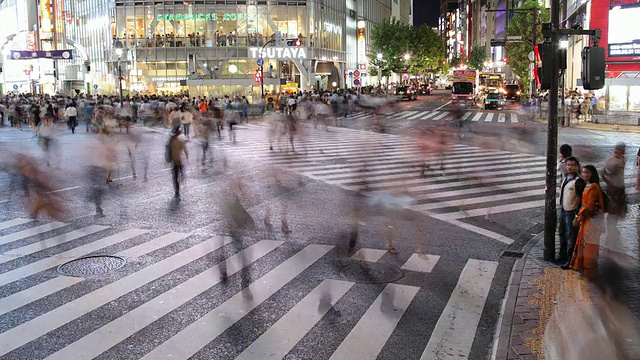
[
  {"x1": 635, "y1": 148, "x2": 640, "y2": 190},
  {"x1": 64, "y1": 102, "x2": 78, "y2": 134},
  {"x1": 167, "y1": 127, "x2": 188, "y2": 199},
  {"x1": 558, "y1": 144, "x2": 573, "y2": 184},
  {"x1": 602, "y1": 142, "x2": 627, "y2": 246}
]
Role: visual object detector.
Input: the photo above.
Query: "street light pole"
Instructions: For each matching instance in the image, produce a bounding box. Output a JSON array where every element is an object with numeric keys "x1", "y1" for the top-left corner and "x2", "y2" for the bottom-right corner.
[
  {"x1": 260, "y1": 39, "x2": 276, "y2": 100},
  {"x1": 117, "y1": 62, "x2": 124, "y2": 106},
  {"x1": 113, "y1": 39, "x2": 125, "y2": 106}
]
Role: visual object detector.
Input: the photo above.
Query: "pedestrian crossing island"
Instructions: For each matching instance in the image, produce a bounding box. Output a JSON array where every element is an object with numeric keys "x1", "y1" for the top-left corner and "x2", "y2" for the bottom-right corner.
[{"x1": 0, "y1": 217, "x2": 499, "y2": 359}]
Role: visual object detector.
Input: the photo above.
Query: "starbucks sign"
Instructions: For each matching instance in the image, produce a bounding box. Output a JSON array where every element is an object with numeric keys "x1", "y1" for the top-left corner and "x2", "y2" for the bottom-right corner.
[{"x1": 157, "y1": 13, "x2": 258, "y2": 21}]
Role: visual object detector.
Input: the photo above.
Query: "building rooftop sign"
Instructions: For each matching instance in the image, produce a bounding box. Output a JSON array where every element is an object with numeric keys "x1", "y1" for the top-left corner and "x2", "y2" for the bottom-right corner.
[{"x1": 249, "y1": 47, "x2": 307, "y2": 59}]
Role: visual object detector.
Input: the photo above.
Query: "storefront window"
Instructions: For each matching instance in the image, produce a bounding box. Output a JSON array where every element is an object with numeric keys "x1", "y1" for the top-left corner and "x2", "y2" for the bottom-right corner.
[
  {"x1": 629, "y1": 86, "x2": 640, "y2": 111},
  {"x1": 609, "y1": 85, "x2": 628, "y2": 111}
]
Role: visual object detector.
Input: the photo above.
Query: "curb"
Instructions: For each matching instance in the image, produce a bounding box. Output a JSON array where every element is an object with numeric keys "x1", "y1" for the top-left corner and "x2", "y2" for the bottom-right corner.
[{"x1": 491, "y1": 231, "x2": 544, "y2": 360}]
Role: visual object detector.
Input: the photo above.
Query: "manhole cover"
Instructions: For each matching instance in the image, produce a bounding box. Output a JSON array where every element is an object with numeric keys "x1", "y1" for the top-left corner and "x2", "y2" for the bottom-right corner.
[
  {"x1": 57, "y1": 255, "x2": 126, "y2": 277},
  {"x1": 340, "y1": 261, "x2": 404, "y2": 284}
]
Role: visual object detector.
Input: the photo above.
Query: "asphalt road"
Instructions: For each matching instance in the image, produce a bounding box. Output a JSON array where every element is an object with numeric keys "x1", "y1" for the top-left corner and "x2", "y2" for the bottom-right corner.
[{"x1": 0, "y1": 93, "x2": 639, "y2": 360}]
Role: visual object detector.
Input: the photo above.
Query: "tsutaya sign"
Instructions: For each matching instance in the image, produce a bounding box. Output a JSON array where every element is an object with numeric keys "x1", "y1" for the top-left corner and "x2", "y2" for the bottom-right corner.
[
  {"x1": 249, "y1": 47, "x2": 307, "y2": 59},
  {"x1": 158, "y1": 13, "x2": 258, "y2": 21}
]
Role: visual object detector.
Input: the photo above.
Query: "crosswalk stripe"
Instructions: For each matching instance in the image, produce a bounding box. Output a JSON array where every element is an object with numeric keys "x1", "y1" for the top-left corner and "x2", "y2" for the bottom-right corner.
[
  {"x1": 421, "y1": 259, "x2": 497, "y2": 359},
  {"x1": 392, "y1": 111, "x2": 420, "y2": 120},
  {"x1": 350, "y1": 248, "x2": 387, "y2": 262},
  {"x1": 401, "y1": 254, "x2": 441, "y2": 273},
  {"x1": 0, "y1": 218, "x2": 33, "y2": 231},
  {"x1": 462, "y1": 112, "x2": 473, "y2": 120},
  {"x1": 0, "y1": 229, "x2": 149, "y2": 287},
  {"x1": 0, "y1": 235, "x2": 237, "y2": 357},
  {"x1": 236, "y1": 279, "x2": 355, "y2": 360},
  {"x1": 419, "y1": 111, "x2": 438, "y2": 120},
  {"x1": 484, "y1": 113, "x2": 495, "y2": 122},
  {"x1": 0, "y1": 222, "x2": 67, "y2": 246},
  {"x1": 435, "y1": 199, "x2": 546, "y2": 220},
  {"x1": 511, "y1": 113, "x2": 519, "y2": 123},
  {"x1": 404, "y1": 173, "x2": 542, "y2": 194},
  {"x1": 329, "y1": 284, "x2": 420, "y2": 360},
  {"x1": 116, "y1": 232, "x2": 191, "y2": 258},
  {"x1": 1, "y1": 225, "x2": 109, "y2": 264},
  {"x1": 471, "y1": 113, "x2": 483, "y2": 122},
  {"x1": 407, "y1": 111, "x2": 431, "y2": 120},
  {"x1": 419, "y1": 189, "x2": 542, "y2": 210},
  {"x1": 432, "y1": 112, "x2": 448, "y2": 120},
  {"x1": 498, "y1": 113, "x2": 506, "y2": 123},
  {"x1": 43, "y1": 239, "x2": 281, "y2": 360},
  {"x1": 139, "y1": 244, "x2": 334, "y2": 360}
]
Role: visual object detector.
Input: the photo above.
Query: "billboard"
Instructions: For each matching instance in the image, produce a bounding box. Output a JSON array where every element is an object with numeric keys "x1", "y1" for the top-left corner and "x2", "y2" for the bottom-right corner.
[{"x1": 608, "y1": 4, "x2": 640, "y2": 57}]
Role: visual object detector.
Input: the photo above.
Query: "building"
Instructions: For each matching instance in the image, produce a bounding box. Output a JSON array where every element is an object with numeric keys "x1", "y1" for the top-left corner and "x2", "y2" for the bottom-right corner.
[{"x1": 0, "y1": 0, "x2": 398, "y2": 99}]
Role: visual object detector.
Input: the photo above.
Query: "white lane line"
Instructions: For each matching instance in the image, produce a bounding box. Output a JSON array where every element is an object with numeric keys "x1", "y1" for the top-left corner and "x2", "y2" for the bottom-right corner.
[
  {"x1": 116, "y1": 232, "x2": 192, "y2": 258},
  {"x1": 0, "y1": 229, "x2": 148, "y2": 287},
  {"x1": 330, "y1": 284, "x2": 420, "y2": 360},
  {"x1": 139, "y1": 244, "x2": 335, "y2": 360},
  {"x1": 44, "y1": 239, "x2": 281, "y2": 360},
  {"x1": 433, "y1": 101, "x2": 452, "y2": 111},
  {"x1": 437, "y1": 218, "x2": 516, "y2": 244},
  {"x1": 404, "y1": 172, "x2": 544, "y2": 193},
  {"x1": 498, "y1": 113, "x2": 506, "y2": 123},
  {"x1": 407, "y1": 111, "x2": 431, "y2": 120},
  {"x1": 0, "y1": 200, "x2": 8, "y2": 204},
  {"x1": 236, "y1": 279, "x2": 355, "y2": 360},
  {"x1": 471, "y1": 113, "x2": 483, "y2": 122},
  {"x1": 0, "y1": 222, "x2": 68, "y2": 246},
  {"x1": 420, "y1": 259, "x2": 498, "y2": 359},
  {"x1": 434, "y1": 199, "x2": 546, "y2": 220},
  {"x1": 392, "y1": 111, "x2": 420, "y2": 120},
  {"x1": 350, "y1": 248, "x2": 387, "y2": 262},
  {"x1": 511, "y1": 113, "x2": 519, "y2": 123},
  {"x1": 401, "y1": 254, "x2": 441, "y2": 273},
  {"x1": 2, "y1": 225, "x2": 109, "y2": 262},
  {"x1": 0, "y1": 218, "x2": 33, "y2": 231},
  {"x1": 49, "y1": 186, "x2": 81, "y2": 194},
  {"x1": 418, "y1": 189, "x2": 543, "y2": 210},
  {"x1": 484, "y1": 113, "x2": 495, "y2": 122},
  {"x1": 432, "y1": 112, "x2": 449, "y2": 121},
  {"x1": 0, "y1": 235, "x2": 237, "y2": 357},
  {"x1": 419, "y1": 111, "x2": 438, "y2": 120},
  {"x1": 462, "y1": 112, "x2": 473, "y2": 121}
]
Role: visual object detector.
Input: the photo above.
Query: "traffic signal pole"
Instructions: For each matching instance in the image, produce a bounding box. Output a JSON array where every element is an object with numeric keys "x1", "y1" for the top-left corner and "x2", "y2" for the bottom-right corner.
[{"x1": 543, "y1": 0, "x2": 560, "y2": 261}]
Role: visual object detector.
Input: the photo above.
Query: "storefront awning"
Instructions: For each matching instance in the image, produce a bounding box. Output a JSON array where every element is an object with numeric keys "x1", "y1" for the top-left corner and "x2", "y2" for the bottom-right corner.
[{"x1": 315, "y1": 62, "x2": 335, "y2": 76}]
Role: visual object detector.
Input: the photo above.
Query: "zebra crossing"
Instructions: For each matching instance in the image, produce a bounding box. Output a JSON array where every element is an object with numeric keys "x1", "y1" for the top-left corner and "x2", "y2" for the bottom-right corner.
[
  {"x1": 0, "y1": 217, "x2": 499, "y2": 359},
  {"x1": 347, "y1": 109, "x2": 520, "y2": 123},
  {"x1": 219, "y1": 123, "x2": 544, "y2": 244}
]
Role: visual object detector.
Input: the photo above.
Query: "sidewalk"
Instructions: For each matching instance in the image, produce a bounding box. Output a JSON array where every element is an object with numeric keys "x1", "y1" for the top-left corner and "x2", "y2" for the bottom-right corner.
[
  {"x1": 533, "y1": 116, "x2": 640, "y2": 133},
  {"x1": 494, "y1": 206, "x2": 640, "y2": 360}
]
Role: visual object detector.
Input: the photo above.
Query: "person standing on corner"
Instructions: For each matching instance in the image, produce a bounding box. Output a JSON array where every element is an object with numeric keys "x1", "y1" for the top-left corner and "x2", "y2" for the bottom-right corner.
[
  {"x1": 168, "y1": 127, "x2": 188, "y2": 199},
  {"x1": 558, "y1": 156, "x2": 585, "y2": 267}
]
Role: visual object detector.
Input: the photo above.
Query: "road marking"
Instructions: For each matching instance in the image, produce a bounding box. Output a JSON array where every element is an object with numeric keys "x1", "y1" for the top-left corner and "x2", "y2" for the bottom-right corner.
[
  {"x1": 432, "y1": 112, "x2": 449, "y2": 121},
  {"x1": 435, "y1": 199, "x2": 546, "y2": 220},
  {"x1": 420, "y1": 259, "x2": 498, "y2": 359},
  {"x1": 236, "y1": 279, "x2": 355, "y2": 360},
  {"x1": 407, "y1": 111, "x2": 431, "y2": 120},
  {"x1": 420, "y1": 111, "x2": 438, "y2": 120},
  {"x1": 462, "y1": 112, "x2": 473, "y2": 121},
  {"x1": 139, "y1": 244, "x2": 334, "y2": 360},
  {"x1": 350, "y1": 248, "x2": 387, "y2": 262},
  {"x1": 401, "y1": 254, "x2": 441, "y2": 273},
  {"x1": 498, "y1": 113, "x2": 506, "y2": 123},
  {"x1": 0, "y1": 218, "x2": 33, "y2": 231},
  {"x1": 511, "y1": 113, "x2": 519, "y2": 123},
  {"x1": 0, "y1": 229, "x2": 148, "y2": 287},
  {"x1": 0, "y1": 222, "x2": 68, "y2": 246},
  {"x1": 419, "y1": 189, "x2": 543, "y2": 210},
  {"x1": 49, "y1": 186, "x2": 81, "y2": 194},
  {"x1": 329, "y1": 284, "x2": 420, "y2": 360},
  {"x1": 433, "y1": 101, "x2": 452, "y2": 111},
  {"x1": 0, "y1": 200, "x2": 8, "y2": 204},
  {"x1": 116, "y1": 232, "x2": 192, "y2": 258},
  {"x1": 472, "y1": 113, "x2": 483, "y2": 122},
  {"x1": 1, "y1": 225, "x2": 109, "y2": 263},
  {"x1": 484, "y1": 113, "x2": 495, "y2": 122},
  {"x1": 393, "y1": 111, "x2": 420, "y2": 120},
  {"x1": 44, "y1": 239, "x2": 281, "y2": 360}
]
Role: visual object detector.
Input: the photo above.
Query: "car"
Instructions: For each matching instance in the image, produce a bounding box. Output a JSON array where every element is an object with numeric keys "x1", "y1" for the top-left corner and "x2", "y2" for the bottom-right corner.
[
  {"x1": 393, "y1": 86, "x2": 417, "y2": 100},
  {"x1": 418, "y1": 84, "x2": 432, "y2": 95},
  {"x1": 484, "y1": 92, "x2": 505, "y2": 110},
  {"x1": 504, "y1": 84, "x2": 522, "y2": 101}
]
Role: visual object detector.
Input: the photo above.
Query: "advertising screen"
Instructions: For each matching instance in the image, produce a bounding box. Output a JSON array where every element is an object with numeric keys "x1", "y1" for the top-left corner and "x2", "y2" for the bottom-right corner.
[{"x1": 608, "y1": 5, "x2": 640, "y2": 57}]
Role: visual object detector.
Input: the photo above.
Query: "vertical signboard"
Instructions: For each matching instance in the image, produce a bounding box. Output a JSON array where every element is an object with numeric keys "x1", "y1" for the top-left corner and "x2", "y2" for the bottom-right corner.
[
  {"x1": 357, "y1": 20, "x2": 366, "y2": 70},
  {"x1": 54, "y1": 0, "x2": 65, "y2": 36},
  {"x1": 40, "y1": 0, "x2": 53, "y2": 34},
  {"x1": 27, "y1": 31, "x2": 36, "y2": 51}
]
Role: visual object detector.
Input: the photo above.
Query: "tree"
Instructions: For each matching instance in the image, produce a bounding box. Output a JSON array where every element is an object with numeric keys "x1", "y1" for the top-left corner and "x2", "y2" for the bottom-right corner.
[
  {"x1": 370, "y1": 18, "x2": 409, "y2": 77},
  {"x1": 505, "y1": 0, "x2": 550, "y2": 92},
  {"x1": 406, "y1": 25, "x2": 446, "y2": 77},
  {"x1": 468, "y1": 47, "x2": 487, "y2": 71},
  {"x1": 449, "y1": 56, "x2": 461, "y2": 69}
]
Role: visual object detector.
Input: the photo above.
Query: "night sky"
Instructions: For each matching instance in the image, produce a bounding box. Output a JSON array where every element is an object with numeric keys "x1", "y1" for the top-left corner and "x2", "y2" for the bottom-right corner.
[{"x1": 413, "y1": 0, "x2": 441, "y2": 27}]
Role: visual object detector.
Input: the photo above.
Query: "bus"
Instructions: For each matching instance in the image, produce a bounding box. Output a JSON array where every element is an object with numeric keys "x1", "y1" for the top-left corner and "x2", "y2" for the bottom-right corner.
[{"x1": 478, "y1": 73, "x2": 505, "y2": 93}]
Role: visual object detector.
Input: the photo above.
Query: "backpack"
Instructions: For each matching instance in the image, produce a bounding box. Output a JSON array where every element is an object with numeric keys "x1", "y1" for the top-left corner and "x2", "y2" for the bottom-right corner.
[{"x1": 600, "y1": 189, "x2": 609, "y2": 213}]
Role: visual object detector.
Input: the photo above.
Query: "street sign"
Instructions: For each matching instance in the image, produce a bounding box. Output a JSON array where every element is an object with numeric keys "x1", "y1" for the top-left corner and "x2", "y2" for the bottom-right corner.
[
  {"x1": 93, "y1": 84, "x2": 98, "y2": 90},
  {"x1": 348, "y1": 71, "x2": 353, "y2": 76},
  {"x1": 491, "y1": 39, "x2": 506, "y2": 47},
  {"x1": 12, "y1": 84, "x2": 18, "y2": 90},
  {"x1": 359, "y1": 64, "x2": 366, "y2": 70},
  {"x1": 507, "y1": 36, "x2": 523, "y2": 40},
  {"x1": 256, "y1": 58, "x2": 264, "y2": 67},
  {"x1": 353, "y1": 70, "x2": 360, "y2": 77},
  {"x1": 528, "y1": 51, "x2": 535, "y2": 61},
  {"x1": 353, "y1": 79, "x2": 360, "y2": 86}
]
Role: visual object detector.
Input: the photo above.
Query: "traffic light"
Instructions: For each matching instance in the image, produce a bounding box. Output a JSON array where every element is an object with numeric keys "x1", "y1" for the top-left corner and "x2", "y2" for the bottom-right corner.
[
  {"x1": 581, "y1": 46, "x2": 605, "y2": 90},
  {"x1": 538, "y1": 42, "x2": 553, "y2": 90},
  {"x1": 295, "y1": 39, "x2": 301, "y2": 46}
]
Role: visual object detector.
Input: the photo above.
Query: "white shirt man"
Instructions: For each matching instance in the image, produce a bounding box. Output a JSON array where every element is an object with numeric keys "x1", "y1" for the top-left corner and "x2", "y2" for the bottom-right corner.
[{"x1": 559, "y1": 156, "x2": 585, "y2": 265}]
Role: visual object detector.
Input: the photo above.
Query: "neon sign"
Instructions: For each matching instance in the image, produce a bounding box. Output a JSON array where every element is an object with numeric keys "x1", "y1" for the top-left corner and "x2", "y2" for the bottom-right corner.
[
  {"x1": 249, "y1": 47, "x2": 307, "y2": 59},
  {"x1": 157, "y1": 13, "x2": 258, "y2": 21}
]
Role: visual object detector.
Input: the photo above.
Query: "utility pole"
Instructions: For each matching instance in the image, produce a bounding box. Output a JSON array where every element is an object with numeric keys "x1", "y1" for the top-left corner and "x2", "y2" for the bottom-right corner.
[
  {"x1": 531, "y1": 8, "x2": 537, "y2": 98},
  {"x1": 543, "y1": 0, "x2": 561, "y2": 261}
]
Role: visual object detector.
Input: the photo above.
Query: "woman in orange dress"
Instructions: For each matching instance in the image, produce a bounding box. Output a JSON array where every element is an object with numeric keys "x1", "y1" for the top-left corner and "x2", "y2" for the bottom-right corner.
[{"x1": 569, "y1": 165, "x2": 605, "y2": 278}]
